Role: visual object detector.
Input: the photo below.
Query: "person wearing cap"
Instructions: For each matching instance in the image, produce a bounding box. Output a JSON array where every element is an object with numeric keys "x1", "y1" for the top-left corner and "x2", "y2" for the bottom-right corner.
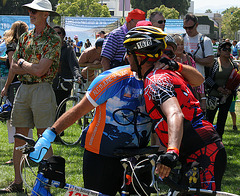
[
  {"x1": 124, "y1": 26, "x2": 226, "y2": 191},
  {"x1": 73, "y1": 35, "x2": 83, "y2": 57},
  {"x1": 78, "y1": 38, "x2": 104, "y2": 81},
  {"x1": 101, "y1": 8, "x2": 146, "y2": 71},
  {"x1": 97, "y1": 30, "x2": 106, "y2": 39},
  {"x1": 0, "y1": 0, "x2": 61, "y2": 193},
  {"x1": 205, "y1": 42, "x2": 239, "y2": 139},
  {"x1": 149, "y1": 11, "x2": 166, "y2": 31}
]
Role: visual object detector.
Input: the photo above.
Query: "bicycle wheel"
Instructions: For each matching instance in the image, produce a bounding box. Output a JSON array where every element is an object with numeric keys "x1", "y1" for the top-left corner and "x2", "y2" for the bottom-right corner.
[{"x1": 55, "y1": 96, "x2": 84, "y2": 145}]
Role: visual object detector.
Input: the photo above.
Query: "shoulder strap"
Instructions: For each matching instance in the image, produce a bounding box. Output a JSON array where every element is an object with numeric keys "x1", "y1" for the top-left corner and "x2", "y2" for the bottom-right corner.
[
  {"x1": 200, "y1": 35, "x2": 205, "y2": 58},
  {"x1": 186, "y1": 54, "x2": 192, "y2": 66},
  {"x1": 193, "y1": 34, "x2": 205, "y2": 58}
]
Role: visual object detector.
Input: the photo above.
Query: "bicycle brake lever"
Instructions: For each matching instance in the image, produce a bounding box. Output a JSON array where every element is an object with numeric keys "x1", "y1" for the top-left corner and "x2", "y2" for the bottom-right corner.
[{"x1": 148, "y1": 154, "x2": 158, "y2": 187}]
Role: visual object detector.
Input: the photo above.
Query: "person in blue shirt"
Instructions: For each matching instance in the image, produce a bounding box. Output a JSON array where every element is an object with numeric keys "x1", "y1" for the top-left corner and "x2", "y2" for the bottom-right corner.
[
  {"x1": 73, "y1": 35, "x2": 83, "y2": 57},
  {"x1": 27, "y1": 28, "x2": 204, "y2": 195}
]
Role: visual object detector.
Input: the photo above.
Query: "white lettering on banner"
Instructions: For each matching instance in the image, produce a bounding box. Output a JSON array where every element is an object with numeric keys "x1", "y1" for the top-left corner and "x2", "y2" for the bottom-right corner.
[{"x1": 136, "y1": 39, "x2": 152, "y2": 49}]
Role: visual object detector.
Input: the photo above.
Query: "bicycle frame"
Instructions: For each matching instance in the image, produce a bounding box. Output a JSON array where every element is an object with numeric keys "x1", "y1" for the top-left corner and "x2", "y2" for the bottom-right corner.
[{"x1": 15, "y1": 134, "x2": 239, "y2": 196}]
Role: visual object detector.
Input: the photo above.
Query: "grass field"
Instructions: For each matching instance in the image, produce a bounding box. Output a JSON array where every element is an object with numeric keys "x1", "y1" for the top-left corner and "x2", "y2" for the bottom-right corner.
[{"x1": 0, "y1": 103, "x2": 240, "y2": 195}]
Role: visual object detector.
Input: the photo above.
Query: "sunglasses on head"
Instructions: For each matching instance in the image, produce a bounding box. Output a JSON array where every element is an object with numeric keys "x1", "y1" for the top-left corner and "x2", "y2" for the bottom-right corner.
[
  {"x1": 163, "y1": 49, "x2": 176, "y2": 59},
  {"x1": 221, "y1": 47, "x2": 231, "y2": 52},
  {"x1": 28, "y1": 8, "x2": 38, "y2": 15},
  {"x1": 183, "y1": 23, "x2": 196, "y2": 30},
  {"x1": 158, "y1": 20, "x2": 166, "y2": 24}
]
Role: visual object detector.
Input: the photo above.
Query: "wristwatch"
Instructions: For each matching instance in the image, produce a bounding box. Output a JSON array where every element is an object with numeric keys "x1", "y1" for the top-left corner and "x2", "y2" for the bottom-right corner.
[{"x1": 19, "y1": 60, "x2": 24, "y2": 68}]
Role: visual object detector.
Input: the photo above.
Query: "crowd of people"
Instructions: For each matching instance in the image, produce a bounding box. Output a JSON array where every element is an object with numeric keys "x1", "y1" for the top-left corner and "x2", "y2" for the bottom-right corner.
[{"x1": 0, "y1": 0, "x2": 239, "y2": 195}]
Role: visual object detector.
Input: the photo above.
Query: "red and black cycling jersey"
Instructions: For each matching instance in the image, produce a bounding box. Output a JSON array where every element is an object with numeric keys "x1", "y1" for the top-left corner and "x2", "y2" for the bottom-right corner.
[{"x1": 144, "y1": 69, "x2": 221, "y2": 158}]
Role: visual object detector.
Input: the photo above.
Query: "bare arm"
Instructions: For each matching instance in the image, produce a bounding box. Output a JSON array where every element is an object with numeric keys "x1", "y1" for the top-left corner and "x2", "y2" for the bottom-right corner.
[
  {"x1": 179, "y1": 64, "x2": 204, "y2": 87},
  {"x1": 1, "y1": 51, "x2": 16, "y2": 97},
  {"x1": 154, "y1": 61, "x2": 204, "y2": 87},
  {"x1": 12, "y1": 58, "x2": 53, "y2": 77},
  {"x1": 195, "y1": 55, "x2": 214, "y2": 67},
  {"x1": 101, "y1": 56, "x2": 111, "y2": 71},
  {"x1": 52, "y1": 95, "x2": 95, "y2": 134},
  {"x1": 155, "y1": 97, "x2": 184, "y2": 179}
]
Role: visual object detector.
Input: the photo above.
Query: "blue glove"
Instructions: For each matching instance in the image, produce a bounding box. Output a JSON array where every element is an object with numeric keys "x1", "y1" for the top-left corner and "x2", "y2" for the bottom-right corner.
[{"x1": 29, "y1": 128, "x2": 56, "y2": 163}]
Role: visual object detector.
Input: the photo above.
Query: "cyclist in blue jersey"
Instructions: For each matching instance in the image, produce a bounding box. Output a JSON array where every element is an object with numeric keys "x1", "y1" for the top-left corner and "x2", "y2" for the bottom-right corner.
[{"x1": 28, "y1": 30, "x2": 204, "y2": 195}]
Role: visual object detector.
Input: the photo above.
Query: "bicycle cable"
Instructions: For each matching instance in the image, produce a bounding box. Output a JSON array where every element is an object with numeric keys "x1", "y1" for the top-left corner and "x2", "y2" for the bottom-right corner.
[
  {"x1": 131, "y1": 158, "x2": 154, "y2": 196},
  {"x1": 20, "y1": 155, "x2": 50, "y2": 196}
]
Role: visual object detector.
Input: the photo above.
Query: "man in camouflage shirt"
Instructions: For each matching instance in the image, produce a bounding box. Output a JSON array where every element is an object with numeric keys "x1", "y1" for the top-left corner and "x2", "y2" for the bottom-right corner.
[{"x1": 0, "y1": 0, "x2": 61, "y2": 193}]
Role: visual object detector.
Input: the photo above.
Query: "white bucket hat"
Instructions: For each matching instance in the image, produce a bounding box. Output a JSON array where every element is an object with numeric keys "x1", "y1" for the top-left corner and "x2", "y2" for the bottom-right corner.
[{"x1": 23, "y1": 0, "x2": 59, "y2": 16}]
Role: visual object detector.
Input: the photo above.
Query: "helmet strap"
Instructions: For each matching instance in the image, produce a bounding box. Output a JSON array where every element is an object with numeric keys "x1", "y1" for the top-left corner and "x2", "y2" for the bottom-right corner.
[{"x1": 132, "y1": 53, "x2": 149, "y2": 79}]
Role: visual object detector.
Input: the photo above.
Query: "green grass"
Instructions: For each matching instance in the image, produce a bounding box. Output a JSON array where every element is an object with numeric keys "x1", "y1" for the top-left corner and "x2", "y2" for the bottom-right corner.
[{"x1": 0, "y1": 103, "x2": 240, "y2": 195}]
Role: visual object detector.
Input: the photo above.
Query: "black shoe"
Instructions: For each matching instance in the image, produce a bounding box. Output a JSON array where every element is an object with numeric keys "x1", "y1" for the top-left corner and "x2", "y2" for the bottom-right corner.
[
  {"x1": 0, "y1": 182, "x2": 23, "y2": 194},
  {"x1": 233, "y1": 125, "x2": 238, "y2": 131}
]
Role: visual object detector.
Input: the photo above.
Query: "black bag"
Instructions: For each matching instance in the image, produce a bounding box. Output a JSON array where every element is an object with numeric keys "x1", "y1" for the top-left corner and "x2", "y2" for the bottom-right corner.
[{"x1": 38, "y1": 155, "x2": 66, "y2": 188}]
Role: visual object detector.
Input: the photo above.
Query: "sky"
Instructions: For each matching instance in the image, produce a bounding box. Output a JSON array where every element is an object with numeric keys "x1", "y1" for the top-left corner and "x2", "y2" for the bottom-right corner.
[{"x1": 193, "y1": 0, "x2": 240, "y2": 13}]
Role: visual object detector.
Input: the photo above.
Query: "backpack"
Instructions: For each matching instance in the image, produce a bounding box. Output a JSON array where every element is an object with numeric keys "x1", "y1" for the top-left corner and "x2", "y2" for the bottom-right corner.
[{"x1": 182, "y1": 33, "x2": 209, "y2": 77}]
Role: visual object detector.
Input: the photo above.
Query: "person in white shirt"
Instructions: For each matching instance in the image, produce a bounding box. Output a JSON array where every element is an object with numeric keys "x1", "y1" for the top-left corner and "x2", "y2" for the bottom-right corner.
[{"x1": 183, "y1": 14, "x2": 214, "y2": 113}]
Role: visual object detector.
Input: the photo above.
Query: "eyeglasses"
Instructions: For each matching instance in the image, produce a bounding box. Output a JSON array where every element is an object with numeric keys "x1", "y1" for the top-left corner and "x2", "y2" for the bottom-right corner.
[
  {"x1": 163, "y1": 49, "x2": 176, "y2": 59},
  {"x1": 183, "y1": 23, "x2": 196, "y2": 30},
  {"x1": 28, "y1": 8, "x2": 38, "y2": 15},
  {"x1": 158, "y1": 20, "x2": 166, "y2": 24},
  {"x1": 222, "y1": 47, "x2": 231, "y2": 52}
]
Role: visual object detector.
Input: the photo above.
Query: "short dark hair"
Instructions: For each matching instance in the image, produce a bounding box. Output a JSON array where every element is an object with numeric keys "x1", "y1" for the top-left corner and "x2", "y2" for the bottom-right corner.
[
  {"x1": 98, "y1": 31, "x2": 105, "y2": 35},
  {"x1": 95, "y1": 38, "x2": 104, "y2": 48},
  {"x1": 183, "y1": 14, "x2": 198, "y2": 24},
  {"x1": 53, "y1": 26, "x2": 66, "y2": 37},
  {"x1": 149, "y1": 12, "x2": 164, "y2": 22}
]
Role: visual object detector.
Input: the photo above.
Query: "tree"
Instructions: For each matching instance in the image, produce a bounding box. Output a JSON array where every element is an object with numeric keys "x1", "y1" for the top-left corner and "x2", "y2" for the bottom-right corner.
[
  {"x1": 221, "y1": 7, "x2": 239, "y2": 40},
  {"x1": 0, "y1": 0, "x2": 58, "y2": 15},
  {"x1": 53, "y1": 0, "x2": 110, "y2": 24},
  {"x1": 131, "y1": 0, "x2": 190, "y2": 17},
  {"x1": 147, "y1": 5, "x2": 179, "y2": 19},
  {"x1": 161, "y1": 0, "x2": 190, "y2": 16},
  {"x1": 56, "y1": 0, "x2": 111, "y2": 17},
  {"x1": 205, "y1": 9, "x2": 212, "y2": 13}
]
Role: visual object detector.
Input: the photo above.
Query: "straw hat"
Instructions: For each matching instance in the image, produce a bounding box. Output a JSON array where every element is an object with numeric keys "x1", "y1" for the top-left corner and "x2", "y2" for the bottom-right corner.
[{"x1": 23, "y1": 0, "x2": 59, "y2": 16}]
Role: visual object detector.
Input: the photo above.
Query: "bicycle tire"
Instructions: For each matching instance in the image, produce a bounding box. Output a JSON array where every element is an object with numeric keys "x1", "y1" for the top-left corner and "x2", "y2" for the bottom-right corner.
[{"x1": 55, "y1": 96, "x2": 86, "y2": 145}]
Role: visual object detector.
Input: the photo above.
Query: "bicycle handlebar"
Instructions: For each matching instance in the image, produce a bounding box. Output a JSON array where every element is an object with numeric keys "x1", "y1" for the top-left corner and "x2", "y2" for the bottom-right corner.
[{"x1": 14, "y1": 133, "x2": 36, "y2": 146}]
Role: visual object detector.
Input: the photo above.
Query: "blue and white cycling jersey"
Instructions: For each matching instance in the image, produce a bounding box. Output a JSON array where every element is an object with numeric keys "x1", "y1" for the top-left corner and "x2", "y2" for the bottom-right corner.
[{"x1": 81, "y1": 65, "x2": 152, "y2": 157}]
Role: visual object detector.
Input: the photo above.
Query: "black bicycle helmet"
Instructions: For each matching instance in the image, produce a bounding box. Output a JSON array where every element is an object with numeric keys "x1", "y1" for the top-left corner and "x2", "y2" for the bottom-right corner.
[
  {"x1": 123, "y1": 26, "x2": 167, "y2": 78},
  {"x1": 124, "y1": 26, "x2": 167, "y2": 58},
  {"x1": 165, "y1": 34, "x2": 177, "y2": 52}
]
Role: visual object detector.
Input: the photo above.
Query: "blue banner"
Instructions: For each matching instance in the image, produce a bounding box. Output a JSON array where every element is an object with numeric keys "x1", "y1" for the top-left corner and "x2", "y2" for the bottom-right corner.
[{"x1": 0, "y1": 15, "x2": 34, "y2": 37}]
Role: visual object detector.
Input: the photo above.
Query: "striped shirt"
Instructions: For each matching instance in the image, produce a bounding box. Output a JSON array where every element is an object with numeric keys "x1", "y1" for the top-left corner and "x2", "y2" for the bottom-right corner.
[{"x1": 101, "y1": 24, "x2": 128, "y2": 68}]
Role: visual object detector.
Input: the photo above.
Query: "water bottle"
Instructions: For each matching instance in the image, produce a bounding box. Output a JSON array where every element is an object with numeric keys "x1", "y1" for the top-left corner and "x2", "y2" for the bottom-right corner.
[{"x1": 29, "y1": 129, "x2": 56, "y2": 163}]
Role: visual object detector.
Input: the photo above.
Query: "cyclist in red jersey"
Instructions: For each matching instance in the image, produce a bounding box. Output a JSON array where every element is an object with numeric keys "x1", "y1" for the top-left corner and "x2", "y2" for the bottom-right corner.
[{"x1": 123, "y1": 26, "x2": 226, "y2": 191}]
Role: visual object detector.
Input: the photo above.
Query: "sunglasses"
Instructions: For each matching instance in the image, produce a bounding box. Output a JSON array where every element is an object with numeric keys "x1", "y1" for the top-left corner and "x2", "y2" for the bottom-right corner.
[
  {"x1": 28, "y1": 8, "x2": 38, "y2": 15},
  {"x1": 163, "y1": 49, "x2": 176, "y2": 59},
  {"x1": 222, "y1": 47, "x2": 231, "y2": 52},
  {"x1": 183, "y1": 23, "x2": 196, "y2": 30},
  {"x1": 56, "y1": 32, "x2": 62, "y2": 35},
  {"x1": 127, "y1": 50, "x2": 132, "y2": 55},
  {"x1": 158, "y1": 20, "x2": 166, "y2": 24}
]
